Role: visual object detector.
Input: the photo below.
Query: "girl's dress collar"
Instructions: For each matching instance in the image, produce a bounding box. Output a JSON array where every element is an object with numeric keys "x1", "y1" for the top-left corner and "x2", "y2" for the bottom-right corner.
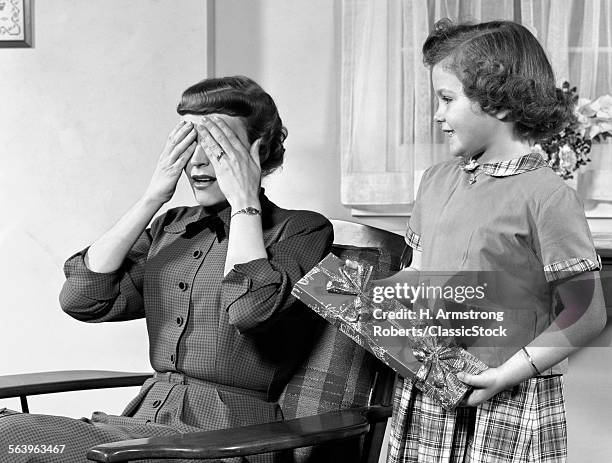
[{"x1": 459, "y1": 152, "x2": 549, "y2": 178}]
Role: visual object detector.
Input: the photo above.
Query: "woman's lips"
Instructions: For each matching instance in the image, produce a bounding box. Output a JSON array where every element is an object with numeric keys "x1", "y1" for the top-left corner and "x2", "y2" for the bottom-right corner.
[{"x1": 191, "y1": 174, "x2": 216, "y2": 189}]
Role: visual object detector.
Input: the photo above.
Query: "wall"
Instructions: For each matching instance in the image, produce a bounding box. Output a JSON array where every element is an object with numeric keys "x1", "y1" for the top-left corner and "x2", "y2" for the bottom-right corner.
[
  {"x1": 0, "y1": 0, "x2": 208, "y2": 417},
  {"x1": 214, "y1": 0, "x2": 352, "y2": 223},
  {"x1": 214, "y1": 1, "x2": 611, "y2": 461}
]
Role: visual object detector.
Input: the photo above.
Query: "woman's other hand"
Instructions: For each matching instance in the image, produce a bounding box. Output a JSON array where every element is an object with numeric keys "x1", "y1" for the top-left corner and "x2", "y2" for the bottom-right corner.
[
  {"x1": 144, "y1": 120, "x2": 197, "y2": 204},
  {"x1": 197, "y1": 116, "x2": 262, "y2": 210}
]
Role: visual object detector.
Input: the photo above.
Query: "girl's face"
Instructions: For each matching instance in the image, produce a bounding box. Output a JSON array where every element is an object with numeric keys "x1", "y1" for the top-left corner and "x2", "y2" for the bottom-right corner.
[
  {"x1": 181, "y1": 113, "x2": 250, "y2": 207},
  {"x1": 432, "y1": 63, "x2": 504, "y2": 159}
]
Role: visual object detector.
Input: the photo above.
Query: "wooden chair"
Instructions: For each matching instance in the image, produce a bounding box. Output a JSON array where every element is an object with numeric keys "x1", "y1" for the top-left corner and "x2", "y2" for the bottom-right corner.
[{"x1": 0, "y1": 219, "x2": 410, "y2": 462}]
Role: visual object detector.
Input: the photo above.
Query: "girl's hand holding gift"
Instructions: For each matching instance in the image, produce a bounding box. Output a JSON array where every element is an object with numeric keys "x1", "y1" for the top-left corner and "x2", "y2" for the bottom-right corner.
[{"x1": 457, "y1": 368, "x2": 511, "y2": 407}]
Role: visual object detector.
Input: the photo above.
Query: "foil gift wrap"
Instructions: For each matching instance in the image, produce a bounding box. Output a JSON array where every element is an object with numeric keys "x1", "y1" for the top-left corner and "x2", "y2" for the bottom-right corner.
[{"x1": 291, "y1": 253, "x2": 489, "y2": 410}]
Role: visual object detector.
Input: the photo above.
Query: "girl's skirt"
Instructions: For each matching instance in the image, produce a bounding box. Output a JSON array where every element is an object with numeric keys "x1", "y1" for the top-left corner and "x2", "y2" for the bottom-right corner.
[{"x1": 387, "y1": 375, "x2": 566, "y2": 463}]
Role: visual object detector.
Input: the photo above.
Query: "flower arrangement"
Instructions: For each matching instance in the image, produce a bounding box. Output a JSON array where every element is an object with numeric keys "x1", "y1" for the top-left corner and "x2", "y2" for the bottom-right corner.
[{"x1": 533, "y1": 82, "x2": 612, "y2": 179}]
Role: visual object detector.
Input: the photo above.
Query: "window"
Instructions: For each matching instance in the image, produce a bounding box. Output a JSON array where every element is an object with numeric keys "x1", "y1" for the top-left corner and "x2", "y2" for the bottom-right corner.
[{"x1": 341, "y1": 0, "x2": 612, "y2": 215}]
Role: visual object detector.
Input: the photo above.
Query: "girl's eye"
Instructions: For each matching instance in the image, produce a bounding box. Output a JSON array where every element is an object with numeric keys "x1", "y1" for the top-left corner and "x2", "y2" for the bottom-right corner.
[{"x1": 441, "y1": 96, "x2": 452, "y2": 103}]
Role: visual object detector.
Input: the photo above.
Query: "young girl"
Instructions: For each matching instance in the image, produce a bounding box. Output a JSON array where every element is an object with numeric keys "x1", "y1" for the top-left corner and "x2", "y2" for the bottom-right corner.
[{"x1": 389, "y1": 20, "x2": 607, "y2": 463}]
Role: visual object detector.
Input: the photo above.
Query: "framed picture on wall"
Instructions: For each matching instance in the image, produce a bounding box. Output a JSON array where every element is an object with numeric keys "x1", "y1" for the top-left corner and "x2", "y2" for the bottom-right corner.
[{"x1": 0, "y1": 0, "x2": 31, "y2": 47}]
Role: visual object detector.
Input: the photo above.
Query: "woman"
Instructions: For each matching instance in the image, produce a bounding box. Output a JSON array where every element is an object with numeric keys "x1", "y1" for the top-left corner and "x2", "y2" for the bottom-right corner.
[{"x1": 0, "y1": 76, "x2": 333, "y2": 462}]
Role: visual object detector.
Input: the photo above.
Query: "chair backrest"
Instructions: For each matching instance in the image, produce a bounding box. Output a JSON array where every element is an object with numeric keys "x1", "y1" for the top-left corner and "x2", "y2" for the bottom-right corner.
[{"x1": 279, "y1": 219, "x2": 409, "y2": 463}]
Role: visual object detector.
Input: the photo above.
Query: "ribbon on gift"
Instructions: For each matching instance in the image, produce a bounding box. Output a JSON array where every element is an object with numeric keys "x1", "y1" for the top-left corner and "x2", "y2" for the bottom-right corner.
[
  {"x1": 413, "y1": 344, "x2": 466, "y2": 389},
  {"x1": 325, "y1": 260, "x2": 373, "y2": 322},
  {"x1": 325, "y1": 260, "x2": 472, "y2": 406}
]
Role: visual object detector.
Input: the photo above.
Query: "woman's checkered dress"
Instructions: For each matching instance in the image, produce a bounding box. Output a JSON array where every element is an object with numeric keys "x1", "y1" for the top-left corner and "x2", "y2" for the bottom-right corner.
[{"x1": 0, "y1": 194, "x2": 333, "y2": 463}]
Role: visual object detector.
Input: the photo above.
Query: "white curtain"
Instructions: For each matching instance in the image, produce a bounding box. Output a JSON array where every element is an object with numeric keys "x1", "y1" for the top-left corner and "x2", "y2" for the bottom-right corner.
[
  {"x1": 341, "y1": 0, "x2": 414, "y2": 205},
  {"x1": 341, "y1": 0, "x2": 516, "y2": 206},
  {"x1": 522, "y1": 0, "x2": 612, "y2": 201},
  {"x1": 341, "y1": 0, "x2": 611, "y2": 207}
]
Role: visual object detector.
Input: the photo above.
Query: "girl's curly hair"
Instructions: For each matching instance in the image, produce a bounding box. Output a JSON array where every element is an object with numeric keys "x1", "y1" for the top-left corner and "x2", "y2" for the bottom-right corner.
[
  {"x1": 177, "y1": 76, "x2": 287, "y2": 175},
  {"x1": 423, "y1": 19, "x2": 574, "y2": 141}
]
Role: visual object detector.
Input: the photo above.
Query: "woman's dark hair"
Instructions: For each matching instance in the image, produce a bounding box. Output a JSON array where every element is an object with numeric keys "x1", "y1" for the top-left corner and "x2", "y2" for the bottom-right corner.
[
  {"x1": 423, "y1": 19, "x2": 574, "y2": 141},
  {"x1": 177, "y1": 76, "x2": 287, "y2": 175}
]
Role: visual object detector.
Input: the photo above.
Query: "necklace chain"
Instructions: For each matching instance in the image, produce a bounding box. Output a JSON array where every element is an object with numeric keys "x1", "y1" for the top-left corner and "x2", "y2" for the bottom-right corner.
[
  {"x1": 462, "y1": 158, "x2": 483, "y2": 185},
  {"x1": 468, "y1": 167, "x2": 483, "y2": 184}
]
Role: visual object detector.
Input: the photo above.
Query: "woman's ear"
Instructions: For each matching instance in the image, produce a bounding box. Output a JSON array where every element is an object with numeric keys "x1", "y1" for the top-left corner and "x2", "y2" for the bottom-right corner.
[{"x1": 495, "y1": 109, "x2": 510, "y2": 120}]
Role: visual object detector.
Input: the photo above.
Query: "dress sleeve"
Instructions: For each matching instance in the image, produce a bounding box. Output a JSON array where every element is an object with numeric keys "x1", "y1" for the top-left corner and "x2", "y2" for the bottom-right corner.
[
  {"x1": 59, "y1": 225, "x2": 157, "y2": 323},
  {"x1": 220, "y1": 214, "x2": 333, "y2": 334},
  {"x1": 533, "y1": 186, "x2": 601, "y2": 283},
  {"x1": 405, "y1": 169, "x2": 428, "y2": 252}
]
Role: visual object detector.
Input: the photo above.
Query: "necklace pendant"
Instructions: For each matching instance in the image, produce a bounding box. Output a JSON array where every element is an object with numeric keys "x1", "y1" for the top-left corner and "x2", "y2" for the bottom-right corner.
[{"x1": 469, "y1": 176, "x2": 477, "y2": 185}]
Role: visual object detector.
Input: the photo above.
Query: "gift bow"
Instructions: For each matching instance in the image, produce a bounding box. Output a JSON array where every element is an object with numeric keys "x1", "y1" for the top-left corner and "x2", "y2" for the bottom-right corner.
[
  {"x1": 325, "y1": 260, "x2": 373, "y2": 322},
  {"x1": 413, "y1": 344, "x2": 466, "y2": 389},
  {"x1": 317, "y1": 257, "x2": 487, "y2": 409},
  {"x1": 325, "y1": 260, "x2": 467, "y2": 400}
]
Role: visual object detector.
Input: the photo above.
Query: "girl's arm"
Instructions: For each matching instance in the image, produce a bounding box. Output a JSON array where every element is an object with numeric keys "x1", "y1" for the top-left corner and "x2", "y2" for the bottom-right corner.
[
  {"x1": 405, "y1": 249, "x2": 422, "y2": 271},
  {"x1": 460, "y1": 271, "x2": 607, "y2": 406},
  {"x1": 86, "y1": 121, "x2": 196, "y2": 272}
]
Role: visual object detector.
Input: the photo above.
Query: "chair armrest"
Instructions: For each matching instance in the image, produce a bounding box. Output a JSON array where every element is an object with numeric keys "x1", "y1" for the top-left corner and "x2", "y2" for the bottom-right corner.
[
  {"x1": 87, "y1": 406, "x2": 392, "y2": 462},
  {"x1": 0, "y1": 370, "x2": 152, "y2": 399}
]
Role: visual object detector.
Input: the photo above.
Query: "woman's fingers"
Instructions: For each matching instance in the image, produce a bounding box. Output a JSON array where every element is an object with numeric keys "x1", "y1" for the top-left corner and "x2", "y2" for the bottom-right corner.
[
  {"x1": 167, "y1": 120, "x2": 187, "y2": 143},
  {"x1": 197, "y1": 117, "x2": 263, "y2": 174},
  {"x1": 174, "y1": 140, "x2": 197, "y2": 169},
  {"x1": 250, "y1": 138, "x2": 262, "y2": 169},
  {"x1": 195, "y1": 122, "x2": 223, "y2": 158},
  {"x1": 165, "y1": 121, "x2": 195, "y2": 161},
  {"x1": 199, "y1": 119, "x2": 234, "y2": 164},
  {"x1": 167, "y1": 121, "x2": 190, "y2": 146},
  {"x1": 208, "y1": 116, "x2": 249, "y2": 154},
  {"x1": 170, "y1": 126, "x2": 197, "y2": 162},
  {"x1": 191, "y1": 123, "x2": 221, "y2": 167},
  {"x1": 199, "y1": 116, "x2": 256, "y2": 166},
  {"x1": 145, "y1": 123, "x2": 196, "y2": 205},
  {"x1": 190, "y1": 116, "x2": 262, "y2": 209}
]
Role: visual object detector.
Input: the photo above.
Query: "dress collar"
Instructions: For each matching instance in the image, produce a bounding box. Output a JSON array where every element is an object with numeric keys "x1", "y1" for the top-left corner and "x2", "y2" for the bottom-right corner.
[
  {"x1": 164, "y1": 188, "x2": 271, "y2": 235},
  {"x1": 460, "y1": 152, "x2": 549, "y2": 178}
]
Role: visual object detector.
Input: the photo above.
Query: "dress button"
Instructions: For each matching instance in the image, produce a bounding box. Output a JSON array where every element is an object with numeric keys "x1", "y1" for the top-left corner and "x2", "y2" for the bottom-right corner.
[
  {"x1": 152, "y1": 400, "x2": 161, "y2": 408},
  {"x1": 178, "y1": 281, "x2": 188, "y2": 291},
  {"x1": 145, "y1": 419, "x2": 152, "y2": 424},
  {"x1": 176, "y1": 316, "x2": 184, "y2": 326},
  {"x1": 193, "y1": 250, "x2": 202, "y2": 259},
  {"x1": 170, "y1": 354, "x2": 175, "y2": 364}
]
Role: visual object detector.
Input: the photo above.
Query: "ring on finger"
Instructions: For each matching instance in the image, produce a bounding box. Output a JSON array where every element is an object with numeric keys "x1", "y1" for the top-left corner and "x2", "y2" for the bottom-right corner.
[{"x1": 216, "y1": 149, "x2": 226, "y2": 162}]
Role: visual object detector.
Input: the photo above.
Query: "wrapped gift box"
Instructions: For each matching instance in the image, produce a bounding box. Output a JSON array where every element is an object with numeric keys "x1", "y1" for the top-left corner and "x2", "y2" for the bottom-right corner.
[{"x1": 292, "y1": 253, "x2": 488, "y2": 410}]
